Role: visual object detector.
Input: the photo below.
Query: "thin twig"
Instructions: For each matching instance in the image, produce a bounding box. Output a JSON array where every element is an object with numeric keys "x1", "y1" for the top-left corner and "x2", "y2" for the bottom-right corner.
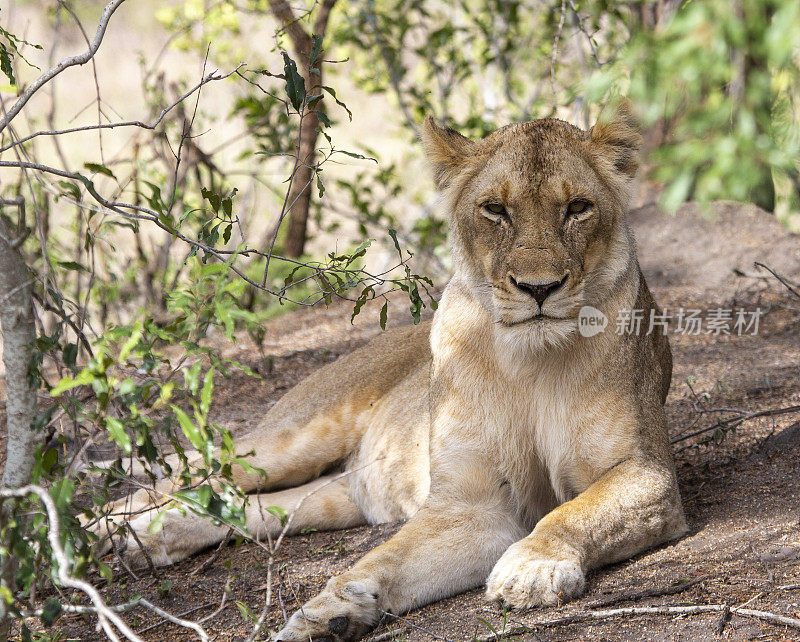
[
  {"x1": 567, "y1": 0, "x2": 602, "y2": 68},
  {"x1": 126, "y1": 522, "x2": 160, "y2": 578},
  {"x1": 474, "y1": 626, "x2": 532, "y2": 642},
  {"x1": 191, "y1": 527, "x2": 234, "y2": 575},
  {"x1": 754, "y1": 262, "x2": 800, "y2": 299},
  {"x1": 247, "y1": 461, "x2": 384, "y2": 641},
  {"x1": 549, "y1": 0, "x2": 567, "y2": 98}
]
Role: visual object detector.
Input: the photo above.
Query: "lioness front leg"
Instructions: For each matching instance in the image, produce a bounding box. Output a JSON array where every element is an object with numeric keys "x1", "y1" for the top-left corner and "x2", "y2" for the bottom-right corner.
[
  {"x1": 276, "y1": 481, "x2": 525, "y2": 641},
  {"x1": 486, "y1": 458, "x2": 686, "y2": 609}
]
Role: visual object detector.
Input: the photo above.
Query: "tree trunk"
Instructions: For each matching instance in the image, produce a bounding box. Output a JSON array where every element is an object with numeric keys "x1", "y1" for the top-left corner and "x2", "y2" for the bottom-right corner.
[
  {"x1": 267, "y1": 0, "x2": 337, "y2": 258},
  {"x1": 0, "y1": 215, "x2": 38, "y2": 641},
  {"x1": 0, "y1": 220, "x2": 38, "y2": 488},
  {"x1": 283, "y1": 108, "x2": 320, "y2": 258}
]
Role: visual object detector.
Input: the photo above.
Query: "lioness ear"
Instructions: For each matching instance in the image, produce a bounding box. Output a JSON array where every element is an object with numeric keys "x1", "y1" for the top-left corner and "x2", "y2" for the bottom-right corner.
[
  {"x1": 589, "y1": 99, "x2": 642, "y2": 179},
  {"x1": 421, "y1": 116, "x2": 476, "y2": 189}
]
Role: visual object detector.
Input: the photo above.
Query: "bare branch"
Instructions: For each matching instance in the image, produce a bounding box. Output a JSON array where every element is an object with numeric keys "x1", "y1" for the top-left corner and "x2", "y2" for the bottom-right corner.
[
  {"x1": 0, "y1": 0, "x2": 127, "y2": 132},
  {"x1": 363, "y1": 0, "x2": 418, "y2": 135},
  {"x1": 1, "y1": 64, "x2": 244, "y2": 153},
  {"x1": 568, "y1": 0, "x2": 603, "y2": 68}
]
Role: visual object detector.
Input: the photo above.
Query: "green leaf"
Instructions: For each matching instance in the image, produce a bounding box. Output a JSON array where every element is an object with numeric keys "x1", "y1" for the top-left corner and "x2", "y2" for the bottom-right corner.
[
  {"x1": 236, "y1": 600, "x2": 255, "y2": 623},
  {"x1": 119, "y1": 322, "x2": 143, "y2": 361},
  {"x1": 34, "y1": 447, "x2": 58, "y2": 482},
  {"x1": 350, "y1": 285, "x2": 374, "y2": 324},
  {"x1": 267, "y1": 505, "x2": 289, "y2": 525},
  {"x1": 387, "y1": 228, "x2": 402, "y2": 255},
  {"x1": 322, "y1": 86, "x2": 352, "y2": 121},
  {"x1": 380, "y1": 301, "x2": 388, "y2": 330},
  {"x1": 172, "y1": 405, "x2": 205, "y2": 451},
  {"x1": 97, "y1": 560, "x2": 113, "y2": 581},
  {"x1": 200, "y1": 367, "x2": 214, "y2": 417},
  {"x1": 201, "y1": 186, "x2": 220, "y2": 213},
  {"x1": 147, "y1": 509, "x2": 166, "y2": 534},
  {"x1": 172, "y1": 404, "x2": 205, "y2": 450},
  {"x1": 57, "y1": 180, "x2": 81, "y2": 200},
  {"x1": 49, "y1": 478, "x2": 74, "y2": 512},
  {"x1": 83, "y1": 162, "x2": 117, "y2": 181},
  {"x1": 335, "y1": 149, "x2": 374, "y2": 161},
  {"x1": 281, "y1": 51, "x2": 306, "y2": 111},
  {"x1": 50, "y1": 369, "x2": 94, "y2": 396},
  {"x1": 314, "y1": 109, "x2": 332, "y2": 128},
  {"x1": 184, "y1": 361, "x2": 202, "y2": 394},
  {"x1": 175, "y1": 485, "x2": 213, "y2": 510},
  {"x1": 0, "y1": 43, "x2": 15, "y2": 84},
  {"x1": 62, "y1": 342, "x2": 78, "y2": 368},
  {"x1": 160, "y1": 381, "x2": 174, "y2": 403},
  {"x1": 56, "y1": 260, "x2": 87, "y2": 272},
  {"x1": 106, "y1": 417, "x2": 132, "y2": 454}
]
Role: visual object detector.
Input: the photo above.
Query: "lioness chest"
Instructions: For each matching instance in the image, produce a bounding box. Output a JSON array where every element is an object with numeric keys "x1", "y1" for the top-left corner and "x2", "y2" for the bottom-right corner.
[
  {"x1": 347, "y1": 289, "x2": 639, "y2": 530},
  {"x1": 427, "y1": 287, "x2": 639, "y2": 527}
]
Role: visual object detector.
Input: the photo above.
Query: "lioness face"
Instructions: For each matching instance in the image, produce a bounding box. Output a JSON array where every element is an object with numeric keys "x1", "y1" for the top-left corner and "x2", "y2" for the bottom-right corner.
[{"x1": 422, "y1": 106, "x2": 641, "y2": 349}]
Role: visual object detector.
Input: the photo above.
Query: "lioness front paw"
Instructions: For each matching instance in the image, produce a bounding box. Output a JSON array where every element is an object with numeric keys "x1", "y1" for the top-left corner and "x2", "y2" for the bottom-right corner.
[
  {"x1": 275, "y1": 577, "x2": 381, "y2": 641},
  {"x1": 486, "y1": 541, "x2": 585, "y2": 609}
]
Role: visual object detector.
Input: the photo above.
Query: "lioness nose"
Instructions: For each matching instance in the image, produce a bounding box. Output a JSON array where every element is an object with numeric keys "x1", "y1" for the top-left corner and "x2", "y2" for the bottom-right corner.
[{"x1": 509, "y1": 274, "x2": 568, "y2": 307}]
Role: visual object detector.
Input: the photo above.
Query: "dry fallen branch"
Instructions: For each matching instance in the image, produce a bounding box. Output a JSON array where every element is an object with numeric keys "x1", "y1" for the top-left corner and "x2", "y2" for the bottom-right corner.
[
  {"x1": 191, "y1": 527, "x2": 234, "y2": 576},
  {"x1": 540, "y1": 604, "x2": 800, "y2": 631},
  {"x1": 587, "y1": 574, "x2": 708, "y2": 608},
  {"x1": 672, "y1": 404, "x2": 800, "y2": 450},
  {"x1": 478, "y1": 602, "x2": 800, "y2": 639},
  {"x1": 25, "y1": 597, "x2": 210, "y2": 640}
]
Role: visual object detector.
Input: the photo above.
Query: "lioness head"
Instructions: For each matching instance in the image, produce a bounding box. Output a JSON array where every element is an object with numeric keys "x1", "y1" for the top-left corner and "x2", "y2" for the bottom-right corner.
[{"x1": 422, "y1": 103, "x2": 642, "y2": 351}]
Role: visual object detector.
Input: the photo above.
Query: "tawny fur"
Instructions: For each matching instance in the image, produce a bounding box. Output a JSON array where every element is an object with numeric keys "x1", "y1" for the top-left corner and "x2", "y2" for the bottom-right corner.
[{"x1": 97, "y1": 103, "x2": 686, "y2": 642}]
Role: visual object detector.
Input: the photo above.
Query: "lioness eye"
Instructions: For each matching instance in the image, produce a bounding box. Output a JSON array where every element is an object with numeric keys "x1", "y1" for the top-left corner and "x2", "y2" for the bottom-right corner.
[
  {"x1": 567, "y1": 200, "x2": 592, "y2": 217},
  {"x1": 483, "y1": 202, "x2": 507, "y2": 218}
]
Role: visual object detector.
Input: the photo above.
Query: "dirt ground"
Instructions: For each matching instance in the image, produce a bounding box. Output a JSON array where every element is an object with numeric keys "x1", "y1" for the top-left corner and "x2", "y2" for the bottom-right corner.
[{"x1": 16, "y1": 201, "x2": 800, "y2": 640}]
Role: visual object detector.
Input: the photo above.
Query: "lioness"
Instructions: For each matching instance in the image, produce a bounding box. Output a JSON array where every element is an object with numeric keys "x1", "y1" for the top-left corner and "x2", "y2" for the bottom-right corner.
[{"x1": 105, "y1": 103, "x2": 686, "y2": 641}]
